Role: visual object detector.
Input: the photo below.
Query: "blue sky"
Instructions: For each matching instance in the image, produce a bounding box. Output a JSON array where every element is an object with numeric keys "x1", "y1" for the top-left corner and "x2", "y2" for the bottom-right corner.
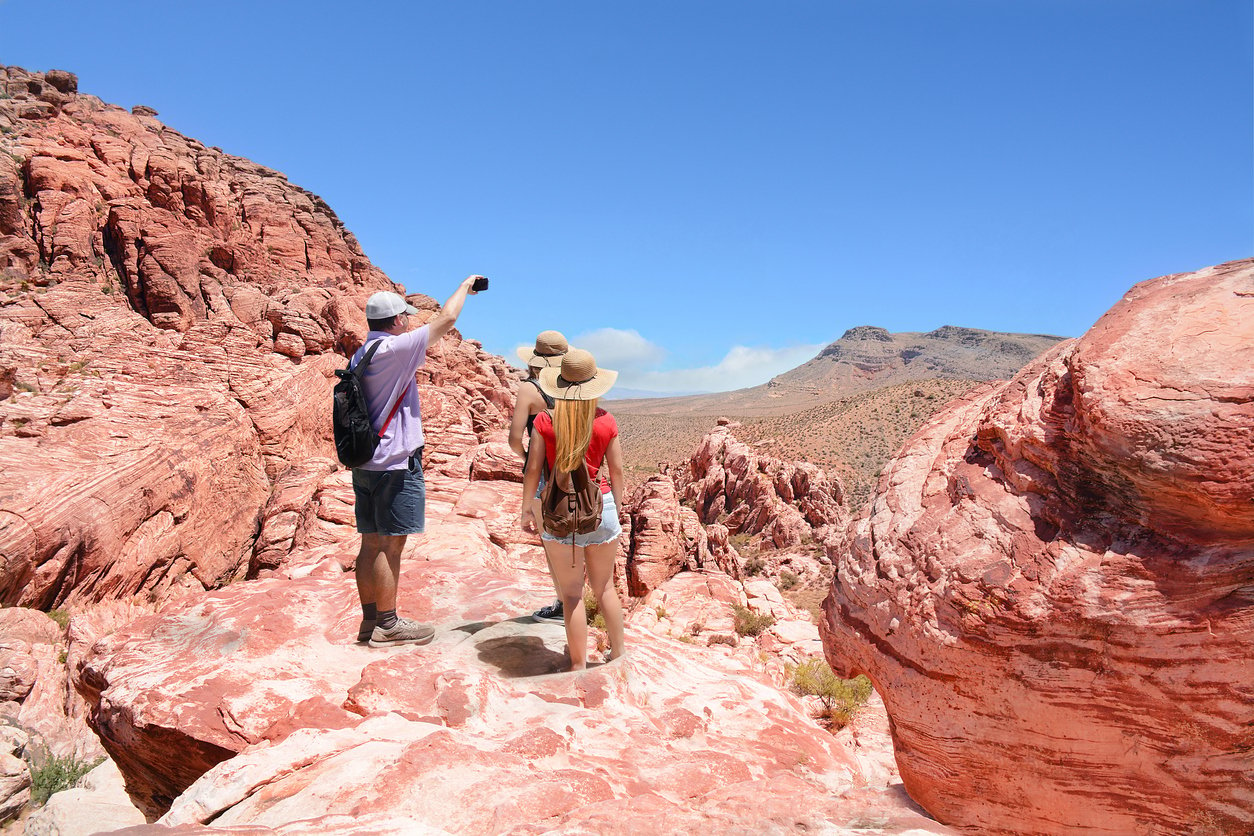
[{"x1": 3, "y1": 1, "x2": 1250, "y2": 395}]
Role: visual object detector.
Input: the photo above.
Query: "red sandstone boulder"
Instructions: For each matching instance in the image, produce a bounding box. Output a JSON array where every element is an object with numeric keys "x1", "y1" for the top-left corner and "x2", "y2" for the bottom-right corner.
[{"x1": 821, "y1": 259, "x2": 1254, "y2": 834}]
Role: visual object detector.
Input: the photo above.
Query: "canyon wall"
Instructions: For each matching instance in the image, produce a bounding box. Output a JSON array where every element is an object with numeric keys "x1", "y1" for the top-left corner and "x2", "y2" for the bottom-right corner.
[{"x1": 0, "y1": 65, "x2": 517, "y2": 612}]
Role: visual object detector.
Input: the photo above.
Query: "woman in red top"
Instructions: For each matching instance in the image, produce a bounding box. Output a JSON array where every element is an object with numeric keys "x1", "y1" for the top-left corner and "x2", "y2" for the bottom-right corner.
[{"x1": 520, "y1": 349, "x2": 626, "y2": 670}]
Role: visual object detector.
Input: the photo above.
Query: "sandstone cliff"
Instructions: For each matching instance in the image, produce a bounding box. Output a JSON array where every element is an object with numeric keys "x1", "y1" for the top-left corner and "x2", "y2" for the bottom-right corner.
[
  {"x1": 0, "y1": 65, "x2": 516, "y2": 611},
  {"x1": 821, "y1": 259, "x2": 1254, "y2": 834}
]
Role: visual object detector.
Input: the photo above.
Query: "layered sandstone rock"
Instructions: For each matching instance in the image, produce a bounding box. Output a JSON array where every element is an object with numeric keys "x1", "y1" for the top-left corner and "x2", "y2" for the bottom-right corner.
[
  {"x1": 822, "y1": 259, "x2": 1254, "y2": 834},
  {"x1": 0, "y1": 607, "x2": 103, "y2": 763},
  {"x1": 0, "y1": 65, "x2": 518, "y2": 610},
  {"x1": 76, "y1": 477, "x2": 943, "y2": 833},
  {"x1": 623, "y1": 474, "x2": 740, "y2": 596},
  {"x1": 679, "y1": 422, "x2": 846, "y2": 553}
]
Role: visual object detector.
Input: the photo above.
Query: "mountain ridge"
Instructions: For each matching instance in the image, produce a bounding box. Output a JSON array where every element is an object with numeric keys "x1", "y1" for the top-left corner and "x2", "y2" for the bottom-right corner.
[{"x1": 613, "y1": 324, "x2": 1065, "y2": 417}]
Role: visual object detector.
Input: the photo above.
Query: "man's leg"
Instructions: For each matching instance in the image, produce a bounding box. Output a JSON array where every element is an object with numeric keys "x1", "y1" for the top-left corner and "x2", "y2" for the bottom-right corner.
[{"x1": 356, "y1": 532, "x2": 407, "y2": 613}]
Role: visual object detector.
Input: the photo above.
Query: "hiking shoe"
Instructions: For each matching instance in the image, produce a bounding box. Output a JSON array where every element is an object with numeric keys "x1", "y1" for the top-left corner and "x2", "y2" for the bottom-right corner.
[
  {"x1": 532, "y1": 601, "x2": 564, "y2": 624},
  {"x1": 356, "y1": 618, "x2": 375, "y2": 643},
  {"x1": 368, "y1": 617, "x2": 435, "y2": 648}
]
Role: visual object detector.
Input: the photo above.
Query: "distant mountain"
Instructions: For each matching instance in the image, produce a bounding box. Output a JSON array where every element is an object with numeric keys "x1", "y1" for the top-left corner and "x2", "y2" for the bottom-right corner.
[
  {"x1": 613, "y1": 325, "x2": 1065, "y2": 417},
  {"x1": 770, "y1": 325, "x2": 1064, "y2": 392}
]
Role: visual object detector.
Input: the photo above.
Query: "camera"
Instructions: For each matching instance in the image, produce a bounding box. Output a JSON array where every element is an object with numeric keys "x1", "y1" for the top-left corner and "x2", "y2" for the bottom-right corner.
[{"x1": 471, "y1": 276, "x2": 489, "y2": 292}]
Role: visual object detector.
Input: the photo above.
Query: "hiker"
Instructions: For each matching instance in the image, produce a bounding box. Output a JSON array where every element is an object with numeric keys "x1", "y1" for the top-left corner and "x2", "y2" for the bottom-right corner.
[
  {"x1": 510, "y1": 330, "x2": 569, "y2": 625},
  {"x1": 520, "y1": 349, "x2": 626, "y2": 670},
  {"x1": 352, "y1": 276, "x2": 483, "y2": 647}
]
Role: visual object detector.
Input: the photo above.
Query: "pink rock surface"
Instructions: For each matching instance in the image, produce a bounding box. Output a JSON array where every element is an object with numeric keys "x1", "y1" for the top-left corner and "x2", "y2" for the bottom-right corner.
[
  {"x1": 0, "y1": 607, "x2": 103, "y2": 763},
  {"x1": 822, "y1": 260, "x2": 1254, "y2": 834},
  {"x1": 76, "y1": 476, "x2": 943, "y2": 833},
  {"x1": 0, "y1": 66, "x2": 518, "y2": 610}
]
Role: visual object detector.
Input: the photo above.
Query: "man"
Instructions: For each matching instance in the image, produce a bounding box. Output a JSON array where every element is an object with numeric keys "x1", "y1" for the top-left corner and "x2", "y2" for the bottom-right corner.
[{"x1": 351, "y1": 276, "x2": 482, "y2": 647}]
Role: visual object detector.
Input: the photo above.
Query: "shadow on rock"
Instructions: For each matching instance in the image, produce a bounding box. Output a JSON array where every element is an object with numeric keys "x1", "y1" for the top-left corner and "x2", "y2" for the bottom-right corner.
[{"x1": 476, "y1": 635, "x2": 568, "y2": 678}]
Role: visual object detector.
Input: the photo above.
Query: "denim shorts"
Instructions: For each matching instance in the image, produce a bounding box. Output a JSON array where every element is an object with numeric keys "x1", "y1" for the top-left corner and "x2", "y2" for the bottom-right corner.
[
  {"x1": 353, "y1": 451, "x2": 425, "y2": 535},
  {"x1": 541, "y1": 491, "x2": 622, "y2": 546}
]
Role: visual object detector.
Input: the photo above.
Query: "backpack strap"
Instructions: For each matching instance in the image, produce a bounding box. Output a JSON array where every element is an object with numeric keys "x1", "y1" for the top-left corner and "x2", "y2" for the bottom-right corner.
[
  {"x1": 352, "y1": 339, "x2": 411, "y2": 438},
  {"x1": 526, "y1": 377, "x2": 556, "y2": 409},
  {"x1": 350, "y1": 339, "x2": 384, "y2": 375}
]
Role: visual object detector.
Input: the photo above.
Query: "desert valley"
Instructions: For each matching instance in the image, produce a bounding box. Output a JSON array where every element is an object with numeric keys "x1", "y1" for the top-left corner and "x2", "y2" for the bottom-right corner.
[{"x1": 0, "y1": 66, "x2": 1251, "y2": 836}]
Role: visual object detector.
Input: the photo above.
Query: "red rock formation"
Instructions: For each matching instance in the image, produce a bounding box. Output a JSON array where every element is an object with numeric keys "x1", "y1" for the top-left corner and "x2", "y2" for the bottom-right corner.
[
  {"x1": 822, "y1": 259, "x2": 1254, "y2": 834},
  {"x1": 0, "y1": 66, "x2": 518, "y2": 608},
  {"x1": 678, "y1": 423, "x2": 847, "y2": 552},
  {"x1": 75, "y1": 478, "x2": 943, "y2": 831},
  {"x1": 623, "y1": 474, "x2": 740, "y2": 596}
]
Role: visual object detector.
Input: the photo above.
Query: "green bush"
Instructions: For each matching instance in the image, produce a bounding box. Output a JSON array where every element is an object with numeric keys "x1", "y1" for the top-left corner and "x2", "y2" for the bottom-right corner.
[
  {"x1": 46, "y1": 609, "x2": 70, "y2": 631},
  {"x1": 731, "y1": 603, "x2": 775, "y2": 637},
  {"x1": 29, "y1": 754, "x2": 101, "y2": 805},
  {"x1": 777, "y1": 570, "x2": 800, "y2": 590},
  {"x1": 789, "y1": 658, "x2": 873, "y2": 728},
  {"x1": 743, "y1": 556, "x2": 765, "y2": 576}
]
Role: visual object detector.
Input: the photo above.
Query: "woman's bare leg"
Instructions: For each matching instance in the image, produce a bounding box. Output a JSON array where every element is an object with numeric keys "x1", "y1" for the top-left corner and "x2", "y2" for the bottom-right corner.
[
  {"x1": 584, "y1": 540, "x2": 624, "y2": 661},
  {"x1": 543, "y1": 539, "x2": 588, "y2": 670}
]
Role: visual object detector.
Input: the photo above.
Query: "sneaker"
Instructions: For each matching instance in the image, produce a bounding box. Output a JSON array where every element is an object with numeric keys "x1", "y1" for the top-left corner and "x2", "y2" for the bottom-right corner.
[
  {"x1": 356, "y1": 618, "x2": 375, "y2": 643},
  {"x1": 368, "y1": 617, "x2": 435, "y2": 648},
  {"x1": 532, "y1": 600, "x2": 564, "y2": 624}
]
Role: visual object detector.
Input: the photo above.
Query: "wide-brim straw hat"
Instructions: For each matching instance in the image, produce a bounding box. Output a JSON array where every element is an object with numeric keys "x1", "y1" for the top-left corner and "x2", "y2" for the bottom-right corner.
[
  {"x1": 538, "y1": 348, "x2": 617, "y2": 400},
  {"x1": 516, "y1": 330, "x2": 570, "y2": 369}
]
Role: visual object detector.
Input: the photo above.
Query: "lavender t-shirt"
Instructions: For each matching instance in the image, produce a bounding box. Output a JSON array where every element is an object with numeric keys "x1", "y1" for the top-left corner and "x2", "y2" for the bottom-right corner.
[{"x1": 350, "y1": 325, "x2": 431, "y2": 471}]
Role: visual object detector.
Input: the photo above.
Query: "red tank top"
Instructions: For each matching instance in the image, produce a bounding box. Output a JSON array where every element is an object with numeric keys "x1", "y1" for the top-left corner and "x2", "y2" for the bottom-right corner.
[{"x1": 533, "y1": 408, "x2": 617, "y2": 494}]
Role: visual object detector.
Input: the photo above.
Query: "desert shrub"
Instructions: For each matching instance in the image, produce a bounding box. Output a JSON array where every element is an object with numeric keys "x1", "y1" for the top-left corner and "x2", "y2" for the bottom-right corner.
[
  {"x1": 654, "y1": 604, "x2": 668, "y2": 620},
  {"x1": 777, "y1": 570, "x2": 800, "y2": 590},
  {"x1": 731, "y1": 603, "x2": 775, "y2": 637},
  {"x1": 46, "y1": 609, "x2": 70, "y2": 630},
  {"x1": 29, "y1": 754, "x2": 101, "y2": 805},
  {"x1": 583, "y1": 590, "x2": 606, "y2": 630},
  {"x1": 789, "y1": 658, "x2": 872, "y2": 728},
  {"x1": 743, "y1": 556, "x2": 765, "y2": 576},
  {"x1": 706, "y1": 634, "x2": 737, "y2": 647}
]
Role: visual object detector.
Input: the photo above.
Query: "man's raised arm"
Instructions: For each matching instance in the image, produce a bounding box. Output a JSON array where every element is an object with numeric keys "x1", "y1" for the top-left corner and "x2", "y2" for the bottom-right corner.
[{"x1": 427, "y1": 275, "x2": 484, "y2": 343}]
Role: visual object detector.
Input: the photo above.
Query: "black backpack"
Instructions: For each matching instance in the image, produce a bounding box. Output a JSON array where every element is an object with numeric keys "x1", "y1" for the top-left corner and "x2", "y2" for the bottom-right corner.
[{"x1": 332, "y1": 341, "x2": 408, "y2": 468}]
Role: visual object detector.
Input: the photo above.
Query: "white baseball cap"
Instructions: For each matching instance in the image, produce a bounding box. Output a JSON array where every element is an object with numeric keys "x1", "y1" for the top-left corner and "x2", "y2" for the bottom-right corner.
[{"x1": 365, "y1": 291, "x2": 419, "y2": 319}]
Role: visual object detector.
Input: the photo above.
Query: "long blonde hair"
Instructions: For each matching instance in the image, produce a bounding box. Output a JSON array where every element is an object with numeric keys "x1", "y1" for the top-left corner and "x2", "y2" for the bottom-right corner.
[{"x1": 553, "y1": 398, "x2": 598, "y2": 472}]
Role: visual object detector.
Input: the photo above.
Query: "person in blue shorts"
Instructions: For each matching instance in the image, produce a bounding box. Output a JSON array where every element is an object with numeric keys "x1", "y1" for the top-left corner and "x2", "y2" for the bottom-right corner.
[{"x1": 351, "y1": 276, "x2": 482, "y2": 647}]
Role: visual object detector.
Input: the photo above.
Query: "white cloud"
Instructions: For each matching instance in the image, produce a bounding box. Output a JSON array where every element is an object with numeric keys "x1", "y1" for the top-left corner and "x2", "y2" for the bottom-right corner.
[
  {"x1": 614, "y1": 342, "x2": 824, "y2": 395},
  {"x1": 567, "y1": 328, "x2": 667, "y2": 372},
  {"x1": 512, "y1": 327, "x2": 822, "y2": 396},
  {"x1": 511, "y1": 327, "x2": 666, "y2": 372}
]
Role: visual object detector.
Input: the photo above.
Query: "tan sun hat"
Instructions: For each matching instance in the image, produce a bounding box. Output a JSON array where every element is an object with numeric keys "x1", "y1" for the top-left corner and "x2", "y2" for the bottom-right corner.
[
  {"x1": 538, "y1": 349, "x2": 618, "y2": 401},
  {"x1": 515, "y1": 330, "x2": 570, "y2": 369}
]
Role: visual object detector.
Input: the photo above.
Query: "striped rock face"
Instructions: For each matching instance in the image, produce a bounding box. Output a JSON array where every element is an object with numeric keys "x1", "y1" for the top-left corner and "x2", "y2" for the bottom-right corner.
[{"x1": 822, "y1": 259, "x2": 1254, "y2": 834}]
